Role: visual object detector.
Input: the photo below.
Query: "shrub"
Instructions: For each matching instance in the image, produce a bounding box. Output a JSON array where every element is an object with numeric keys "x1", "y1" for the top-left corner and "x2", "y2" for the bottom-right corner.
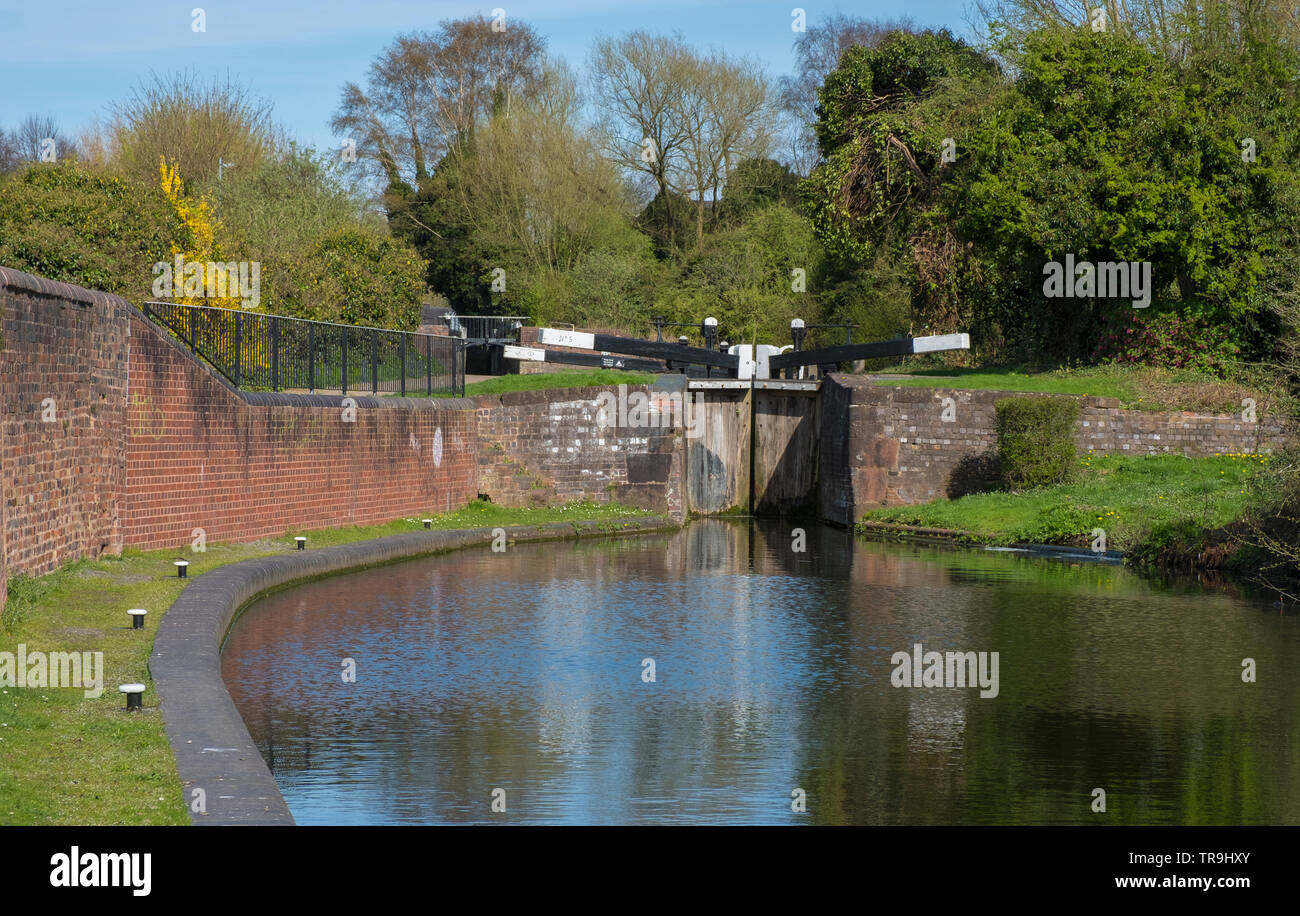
[
  {"x1": 995, "y1": 396, "x2": 1080, "y2": 490},
  {"x1": 0, "y1": 162, "x2": 185, "y2": 297},
  {"x1": 1093, "y1": 303, "x2": 1242, "y2": 377},
  {"x1": 268, "y1": 228, "x2": 427, "y2": 330},
  {"x1": 111, "y1": 71, "x2": 277, "y2": 187}
]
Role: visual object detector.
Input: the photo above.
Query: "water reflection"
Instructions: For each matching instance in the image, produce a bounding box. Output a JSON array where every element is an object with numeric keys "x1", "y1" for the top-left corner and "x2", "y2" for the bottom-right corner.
[{"x1": 221, "y1": 519, "x2": 1300, "y2": 825}]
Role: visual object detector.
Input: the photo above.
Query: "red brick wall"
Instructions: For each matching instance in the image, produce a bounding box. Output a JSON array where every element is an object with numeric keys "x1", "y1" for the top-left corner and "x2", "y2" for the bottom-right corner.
[
  {"x1": 2, "y1": 268, "x2": 685, "y2": 612},
  {"x1": 123, "y1": 310, "x2": 478, "y2": 550},
  {"x1": 0, "y1": 267, "x2": 481, "y2": 611},
  {"x1": 1, "y1": 268, "x2": 129, "y2": 605}
]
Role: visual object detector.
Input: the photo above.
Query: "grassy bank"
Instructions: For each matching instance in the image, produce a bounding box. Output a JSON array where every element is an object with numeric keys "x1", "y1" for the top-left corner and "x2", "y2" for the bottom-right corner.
[
  {"x1": 857, "y1": 453, "x2": 1269, "y2": 552},
  {"x1": 872, "y1": 364, "x2": 1285, "y2": 415},
  {"x1": 0, "y1": 499, "x2": 656, "y2": 825},
  {"x1": 421, "y1": 369, "x2": 659, "y2": 398}
]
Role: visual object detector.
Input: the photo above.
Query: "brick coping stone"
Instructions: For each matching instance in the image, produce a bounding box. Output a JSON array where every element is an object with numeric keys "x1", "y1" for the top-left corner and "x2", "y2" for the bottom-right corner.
[{"x1": 150, "y1": 516, "x2": 676, "y2": 825}]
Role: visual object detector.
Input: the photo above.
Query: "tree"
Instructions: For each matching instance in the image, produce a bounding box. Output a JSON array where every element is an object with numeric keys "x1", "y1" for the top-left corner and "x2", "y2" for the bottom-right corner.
[
  {"x1": 803, "y1": 29, "x2": 1001, "y2": 342},
  {"x1": 716, "y1": 157, "x2": 802, "y2": 225},
  {"x1": 331, "y1": 16, "x2": 547, "y2": 192},
  {"x1": 206, "y1": 144, "x2": 381, "y2": 256},
  {"x1": 662, "y1": 202, "x2": 823, "y2": 344},
  {"x1": 676, "y1": 51, "x2": 776, "y2": 243},
  {"x1": 1, "y1": 115, "x2": 82, "y2": 171},
  {"x1": 589, "y1": 31, "x2": 697, "y2": 251},
  {"x1": 111, "y1": 71, "x2": 278, "y2": 186},
  {"x1": 778, "y1": 13, "x2": 918, "y2": 173},
  {"x1": 974, "y1": 0, "x2": 1300, "y2": 63},
  {"x1": 389, "y1": 65, "x2": 640, "y2": 318},
  {"x1": 590, "y1": 32, "x2": 776, "y2": 248}
]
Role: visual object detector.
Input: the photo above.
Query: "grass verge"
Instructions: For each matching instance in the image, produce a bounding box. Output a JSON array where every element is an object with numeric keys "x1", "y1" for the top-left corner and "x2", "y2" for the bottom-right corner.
[
  {"x1": 857, "y1": 453, "x2": 1270, "y2": 551},
  {"x1": 417, "y1": 369, "x2": 659, "y2": 398},
  {"x1": 0, "y1": 499, "x2": 654, "y2": 825}
]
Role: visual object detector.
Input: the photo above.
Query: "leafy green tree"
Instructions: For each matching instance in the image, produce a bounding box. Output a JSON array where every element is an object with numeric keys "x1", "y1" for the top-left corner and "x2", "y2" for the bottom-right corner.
[
  {"x1": 633, "y1": 188, "x2": 697, "y2": 259},
  {"x1": 802, "y1": 29, "x2": 1001, "y2": 339},
  {"x1": 955, "y1": 29, "x2": 1294, "y2": 357},
  {"x1": 267, "y1": 228, "x2": 427, "y2": 329},
  {"x1": 660, "y1": 202, "x2": 823, "y2": 344},
  {"x1": 717, "y1": 157, "x2": 802, "y2": 226}
]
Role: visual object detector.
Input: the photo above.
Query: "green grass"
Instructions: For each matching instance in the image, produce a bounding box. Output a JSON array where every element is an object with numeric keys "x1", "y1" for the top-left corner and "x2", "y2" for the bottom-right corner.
[
  {"x1": 0, "y1": 499, "x2": 656, "y2": 825},
  {"x1": 858, "y1": 452, "x2": 1271, "y2": 549},
  {"x1": 871, "y1": 364, "x2": 1282, "y2": 414},
  {"x1": 455, "y1": 369, "x2": 659, "y2": 397}
]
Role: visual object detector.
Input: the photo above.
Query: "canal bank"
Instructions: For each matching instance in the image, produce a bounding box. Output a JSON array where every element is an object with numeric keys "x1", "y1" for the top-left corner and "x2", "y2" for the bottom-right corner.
[
  {"x1": 852, "y1": 451, "x2": 1277, "y2": 580},
  {"x1": 0, "y1": 501, "x2": 667, "y2": 825}
]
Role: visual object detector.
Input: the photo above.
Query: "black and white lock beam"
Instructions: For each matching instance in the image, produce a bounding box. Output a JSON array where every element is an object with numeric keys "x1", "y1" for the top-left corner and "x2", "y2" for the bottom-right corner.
[
  {"x1": 767, "y1": 333, "x2": 971, "y2": 374},
  {"x1": 534, "y1": 328, "x2": 741, "y2": 371},
  {"x1": 502, "y1": 344, "x2": 665, "y2": 373}
]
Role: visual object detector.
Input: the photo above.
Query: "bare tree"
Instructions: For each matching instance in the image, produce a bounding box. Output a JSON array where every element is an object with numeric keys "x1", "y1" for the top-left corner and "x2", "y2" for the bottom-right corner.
[
  {"x1": 677, "y1": 51, "x2": 775, "y2": 241},
  {"x1": 1, "y1": 114, "x2": 82, "y2": 170},
  {"x1": 590, "y1": 32, "x2": 775, "y2": 246},
  {"x1": 589, "y1": 32, "x2": 696, "y2": 217},
  {"x1": 332, "y1": 15, "x2": 547, "y2": 191},
  {"x1": 0, "y1": 129, "x2": 18, "y2": 173}
]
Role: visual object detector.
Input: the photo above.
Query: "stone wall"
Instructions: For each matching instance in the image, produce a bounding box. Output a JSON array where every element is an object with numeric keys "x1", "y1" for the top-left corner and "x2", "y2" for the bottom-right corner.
[
  {"x1": 819, "y1": 375, "x2": 1290, "y2": 525},
  {"x1": 474, "y1": 385, "x2": 684, "y2": 520},
  {"x1": 10, "y1": 264, "x2": 1290, "y2": 604}
]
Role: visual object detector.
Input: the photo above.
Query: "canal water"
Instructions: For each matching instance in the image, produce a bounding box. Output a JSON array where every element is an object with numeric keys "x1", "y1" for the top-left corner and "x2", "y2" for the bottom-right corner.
[{"x1": 221, "y1": 520, "x2": 1300, "y2": 825}]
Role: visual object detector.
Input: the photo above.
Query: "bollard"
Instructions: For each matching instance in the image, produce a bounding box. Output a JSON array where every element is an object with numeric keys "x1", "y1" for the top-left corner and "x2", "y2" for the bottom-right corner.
[
  {"x1": 174, "y1": 560, "x2": 189, "y2": 579},
  {"x1": 422, "y1": 519, "x2": 432, "y2": 529},
  {"x1": 295, "y1": 536, "x2": 307, "y2": 550},
  {"x1": 119, "y1": 683, "x2": 145, "y2": 711},
  {"x1": 701, "y1": 316, "x2": 718, "y2": 351},
  {"x1": 128, "y1": 609, "x2": 148, "y2": 630}
]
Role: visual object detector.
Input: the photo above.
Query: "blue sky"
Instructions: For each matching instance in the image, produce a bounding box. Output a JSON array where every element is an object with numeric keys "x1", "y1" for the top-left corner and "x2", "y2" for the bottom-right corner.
[{"x1": 1, "y1": 1, "x2": 975, "y2": 151}]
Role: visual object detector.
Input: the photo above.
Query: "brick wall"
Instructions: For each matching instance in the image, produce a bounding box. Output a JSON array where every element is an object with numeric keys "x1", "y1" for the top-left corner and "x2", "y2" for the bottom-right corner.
[
  {"x1": 123, "y1": 309, "x2": 479, "y2": 549},
  {"x1": 820, "y1": 375, "x2": 1291, "y2": 524},
  {"x1": 1, "y1": 269, "x2": 129, "y2": 604},
  {"x1": 474, "y1": 386, "x2": 684, "y2": 521},
  {"x1": 1, "y1": 268, "x2": 689, "y2": 611}
]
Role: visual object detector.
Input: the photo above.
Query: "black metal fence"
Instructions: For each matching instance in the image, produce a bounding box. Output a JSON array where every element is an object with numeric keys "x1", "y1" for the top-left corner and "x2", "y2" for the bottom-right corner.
[{"x1": 143, "y1": 301, "x2": 465, "y2": 397}]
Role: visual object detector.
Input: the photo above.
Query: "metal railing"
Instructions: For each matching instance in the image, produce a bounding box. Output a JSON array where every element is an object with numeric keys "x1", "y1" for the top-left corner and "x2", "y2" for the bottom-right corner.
[
  {"x1": 143, "y1": 301, "x2": 465, "y2": 397},
  {"x1": 443, "y1": 314, "x2": 528, "y2": 341}
]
